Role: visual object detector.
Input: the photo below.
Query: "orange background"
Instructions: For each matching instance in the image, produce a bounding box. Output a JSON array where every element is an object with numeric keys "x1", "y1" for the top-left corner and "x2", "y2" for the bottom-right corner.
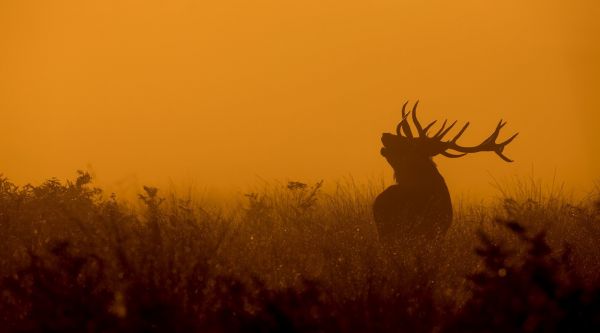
[{"x1": 1, "y1": 1, "x2": 598, "y2": 197}]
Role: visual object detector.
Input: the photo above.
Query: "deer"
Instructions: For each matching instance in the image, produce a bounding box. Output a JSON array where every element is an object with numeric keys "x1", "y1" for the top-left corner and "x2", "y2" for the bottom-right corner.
[{"x1": 373, "y1": 101, "x2": 518, "y2": 245}]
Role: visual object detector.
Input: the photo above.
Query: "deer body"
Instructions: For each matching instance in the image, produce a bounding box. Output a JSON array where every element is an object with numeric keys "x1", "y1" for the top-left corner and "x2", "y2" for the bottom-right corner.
[
  {"x1": 374, "y1": 101, "x2": 517, "y2": 244},
  {"x1": 374, "y1": 159, "x2": 452, "y2": 241}
]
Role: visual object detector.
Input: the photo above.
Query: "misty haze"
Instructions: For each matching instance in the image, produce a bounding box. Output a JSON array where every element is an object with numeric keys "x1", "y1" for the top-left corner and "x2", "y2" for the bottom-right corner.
[{"x1": 1, "y1": 1, "x2": 599, "y2": 332}]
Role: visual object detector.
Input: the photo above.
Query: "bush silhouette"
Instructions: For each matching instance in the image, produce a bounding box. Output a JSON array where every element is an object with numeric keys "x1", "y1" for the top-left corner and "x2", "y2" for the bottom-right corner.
[
  {"x1": 446, "y1": 219, "x2": 600, "y2": 332},
  {"x1": 0, "y1": 172, "x2": 599, "y2": 332}
]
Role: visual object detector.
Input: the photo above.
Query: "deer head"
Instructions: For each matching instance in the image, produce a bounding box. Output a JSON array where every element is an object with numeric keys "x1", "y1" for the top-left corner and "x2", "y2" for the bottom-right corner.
[{"x1": 380, "y1": 101, "x2": 518, "y2": 173}]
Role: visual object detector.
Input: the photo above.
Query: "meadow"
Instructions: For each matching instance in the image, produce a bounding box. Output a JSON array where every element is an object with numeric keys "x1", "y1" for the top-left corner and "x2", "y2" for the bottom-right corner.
[{"x1": 1, "y1": 171, "x2": 599, "y2": 332}]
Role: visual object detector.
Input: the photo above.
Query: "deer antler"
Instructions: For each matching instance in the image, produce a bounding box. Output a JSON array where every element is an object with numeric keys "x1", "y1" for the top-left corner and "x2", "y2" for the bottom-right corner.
[
  {"x1": 443, "y1": 120, "x2": 519, "y2": 162},
  {"x1": 394, "y1": 101, "x2": 518, "y2": 162},
  {"x1": 396, "y1": 101, "x2": 414, "y2": 138}
]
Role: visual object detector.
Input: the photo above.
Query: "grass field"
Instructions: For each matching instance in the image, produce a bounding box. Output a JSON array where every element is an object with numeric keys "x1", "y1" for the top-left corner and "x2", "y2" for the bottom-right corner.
[{"x1": 1, "y1": 171, "x2": 599, "y2": 332}]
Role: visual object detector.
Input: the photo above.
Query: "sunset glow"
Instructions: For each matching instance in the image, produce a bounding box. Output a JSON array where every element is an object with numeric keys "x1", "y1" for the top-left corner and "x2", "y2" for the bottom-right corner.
[{"x1": 1, "y1": 0, "x2": 598, "y2": 195}]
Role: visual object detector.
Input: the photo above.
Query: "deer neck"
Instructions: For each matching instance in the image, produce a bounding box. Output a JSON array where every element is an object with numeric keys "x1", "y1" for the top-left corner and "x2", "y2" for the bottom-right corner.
[{"x1": 393, "y1": 158, "x2": 445, "y2": 189}]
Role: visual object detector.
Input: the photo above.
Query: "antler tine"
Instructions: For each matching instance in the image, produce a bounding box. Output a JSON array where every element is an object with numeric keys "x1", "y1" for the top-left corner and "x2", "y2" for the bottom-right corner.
[
  {"x1": 396, "y1": 109, "x2": 412, "y2": 137},
  {"x1": 422, "y1": 120, "x2": 437, "y2": 135},
  {"x1": 397, "y1": 101, "x2": 414, "y2": 138},
  {"x1": 494, "y1": 132, "x2": 519, "y2": 162},
  {"x1": 411, "y1": 101, "x2": 426, "y2": 137},
  {"x1": 433, "y1": 120, "x2": 448, "y2": 138},
  {"x1": 401, "y1": 101, "x2": 409, "y2": 118},
  {"x1": 440, "y1": 151, "x2": 467, "y2": 158},
  {"x1": 397, "y1": 102, "x2": 407, "y2": 131},
  {"x1": 482, "y1": 120, "x2": 506, "y2": 144},
  {"x1": 435, "y1": 120, "x2": 457, "y2": 140},
  {"x1": 450, "y1": 122, "x2": 470, "y2": 143},
  {"x1": 500, "y1": 132, "x2": 519, "y2": 146}
]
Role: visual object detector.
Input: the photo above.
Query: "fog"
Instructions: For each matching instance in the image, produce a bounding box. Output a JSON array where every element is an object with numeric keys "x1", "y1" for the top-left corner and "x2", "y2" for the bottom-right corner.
[{"x1": 1, "y1": 0, "x2": 598, "y2": 197}]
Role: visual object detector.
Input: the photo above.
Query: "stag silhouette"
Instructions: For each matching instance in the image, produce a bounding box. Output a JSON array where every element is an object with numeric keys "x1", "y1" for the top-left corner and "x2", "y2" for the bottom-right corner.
[{"x1": 373, "y1": 101, "x2": 518, "y2": 244}]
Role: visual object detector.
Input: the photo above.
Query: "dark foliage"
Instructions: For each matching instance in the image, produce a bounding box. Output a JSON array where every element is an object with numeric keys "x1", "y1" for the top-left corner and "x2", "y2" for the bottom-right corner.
[
  {"x1": 0, "y1": 172, "x2": 599, "y2": 332},
  {"x1": 446, "y1": 220, "x2": 600, "y2": 333}
]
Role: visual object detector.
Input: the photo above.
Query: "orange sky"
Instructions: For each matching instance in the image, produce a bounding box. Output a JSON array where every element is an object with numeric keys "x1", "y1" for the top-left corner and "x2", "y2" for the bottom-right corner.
[{"x1": 1, "y1": 0, "x2": 599, "y2": 198}]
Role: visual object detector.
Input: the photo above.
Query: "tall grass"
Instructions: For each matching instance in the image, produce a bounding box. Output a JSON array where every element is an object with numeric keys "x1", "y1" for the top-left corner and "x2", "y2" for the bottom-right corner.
[{"x1": 0, "y1": 171, "x2": 599, "y2": 332}]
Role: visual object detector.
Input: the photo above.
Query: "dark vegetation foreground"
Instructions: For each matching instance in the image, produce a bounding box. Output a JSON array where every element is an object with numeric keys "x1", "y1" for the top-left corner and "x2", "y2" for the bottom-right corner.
[{"x1": 1, "y1": 172, "x2": 599, "y2": 332}]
